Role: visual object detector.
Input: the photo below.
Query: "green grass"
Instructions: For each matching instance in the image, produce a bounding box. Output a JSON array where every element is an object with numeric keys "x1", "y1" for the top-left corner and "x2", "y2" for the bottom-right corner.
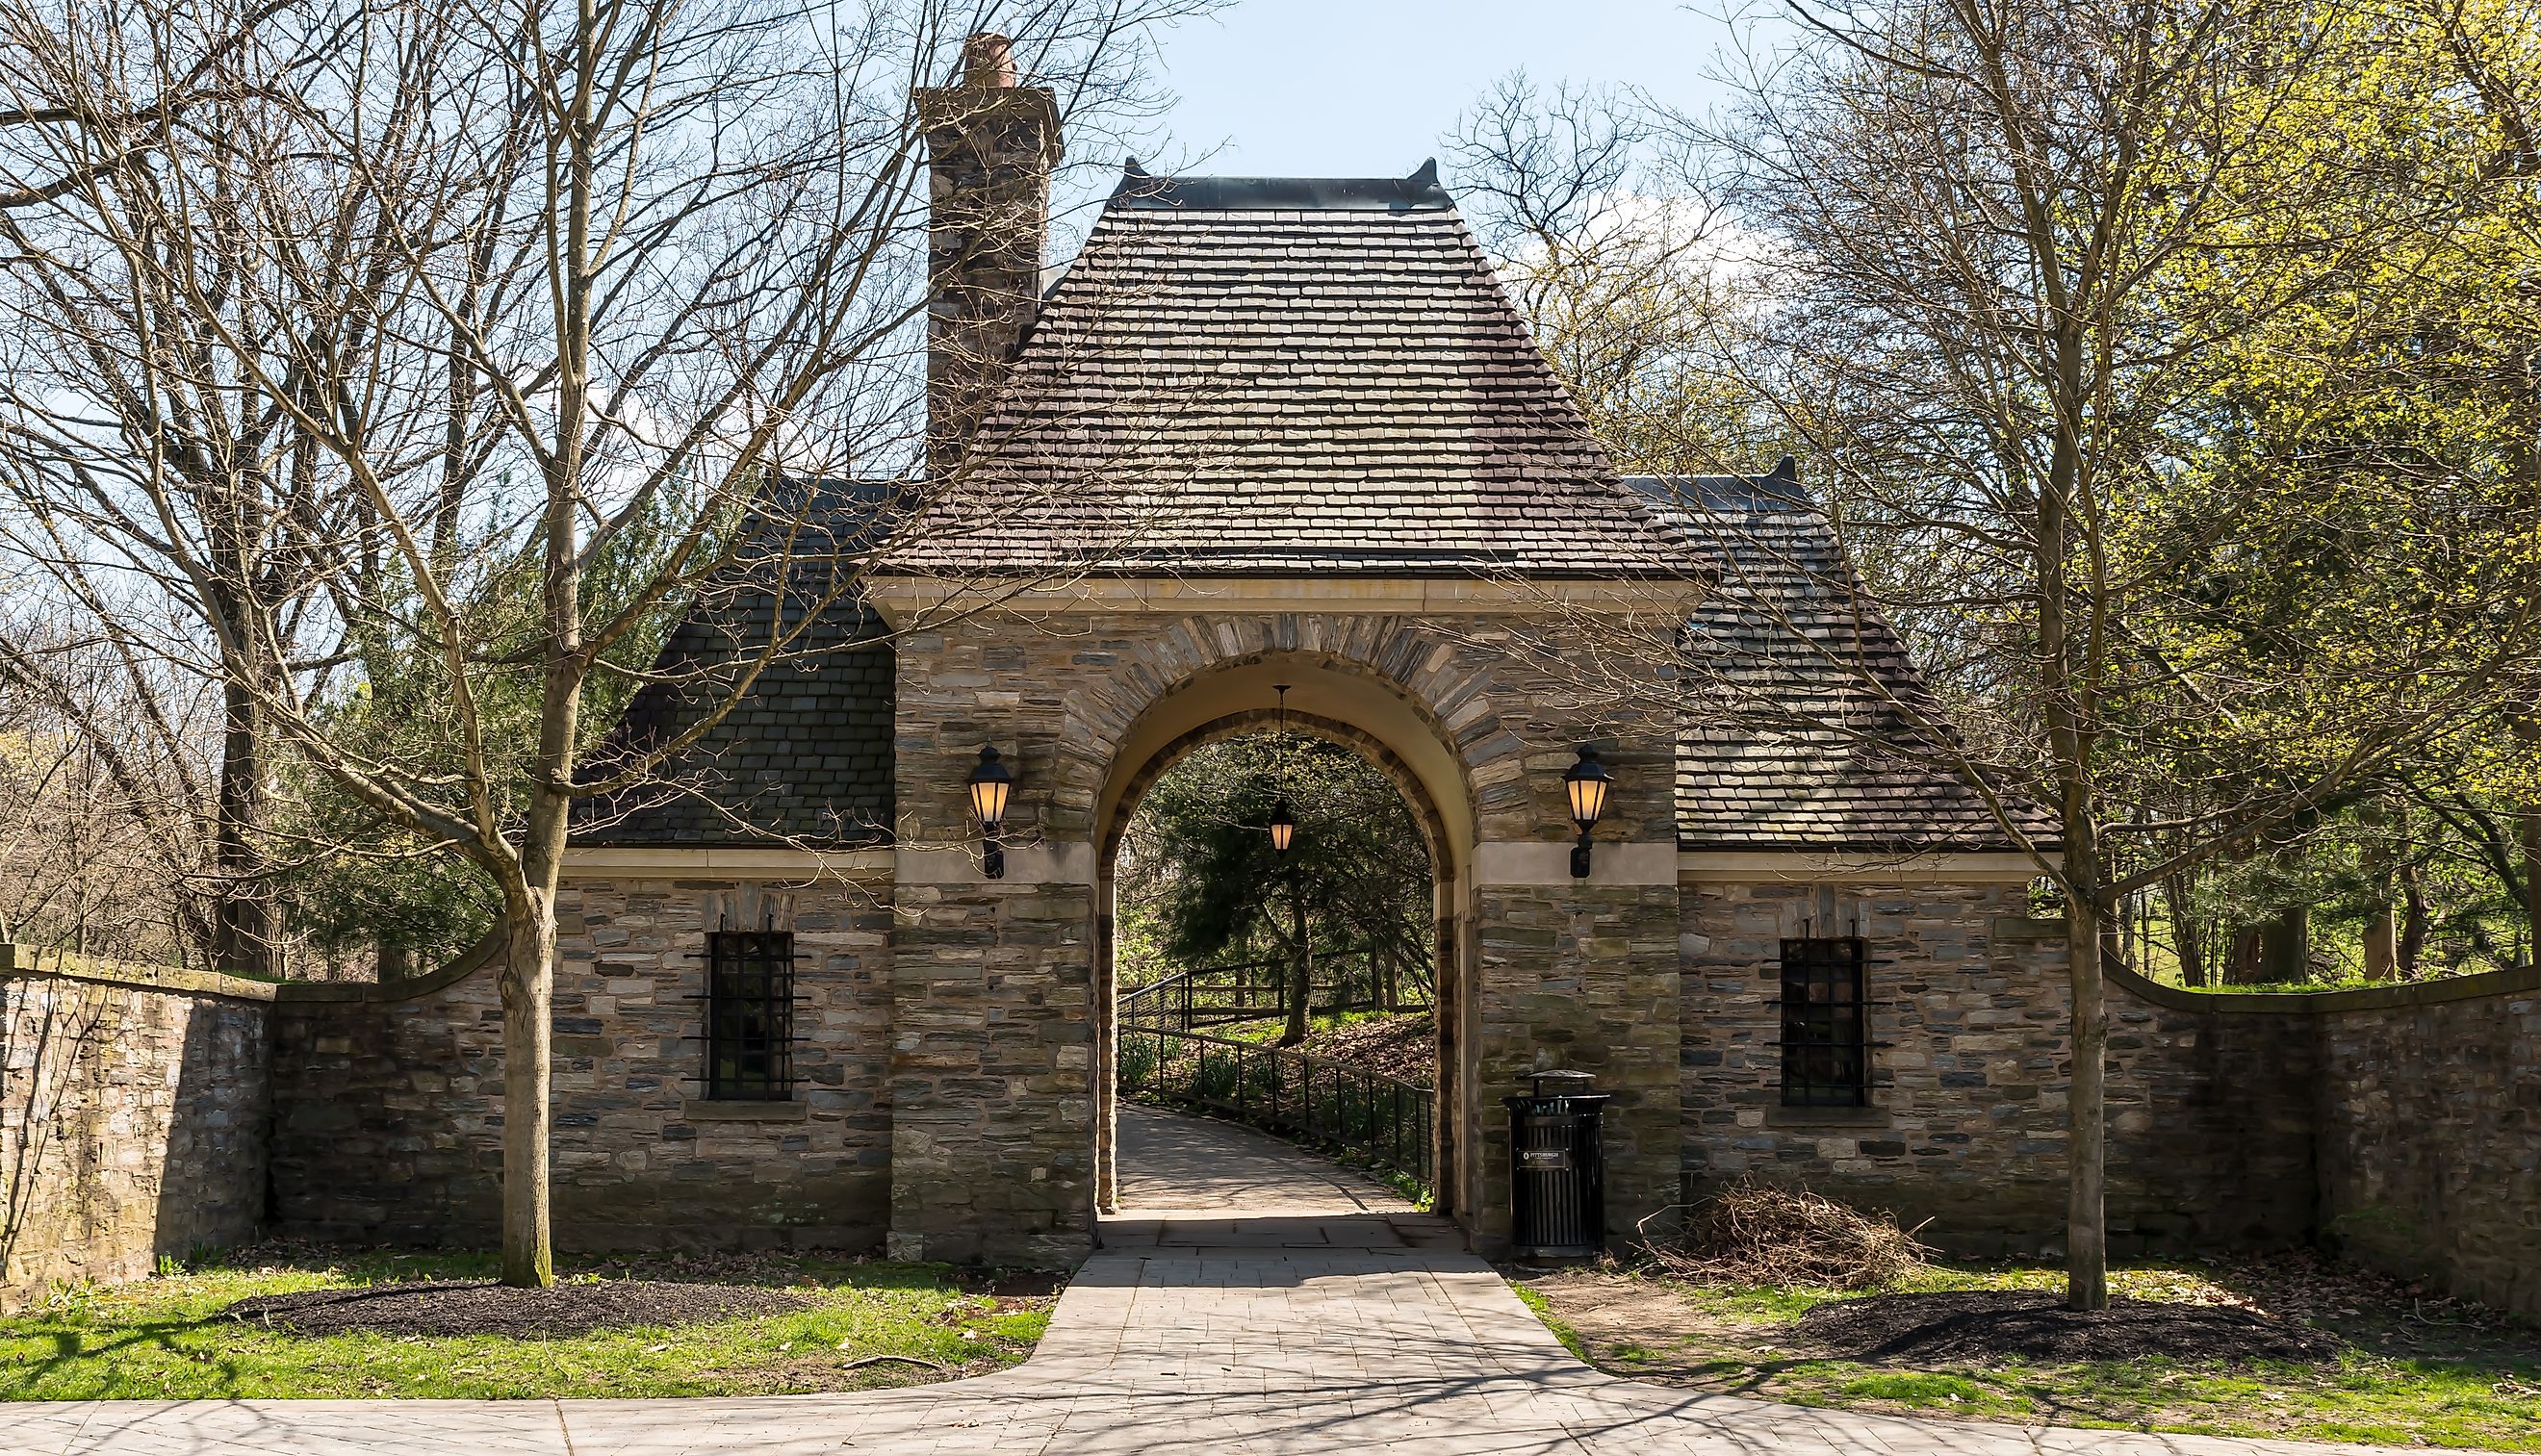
[
  {"x1": 1511, "y1": 1260, "x2": 2541, "y2": 1450},
  {"x1": 1509, "y1": 1284, "x2": 1592, "y2": 1364},
  {"x1": 0, "y1": 1245, "x2": 1054, "y2": 1401}
]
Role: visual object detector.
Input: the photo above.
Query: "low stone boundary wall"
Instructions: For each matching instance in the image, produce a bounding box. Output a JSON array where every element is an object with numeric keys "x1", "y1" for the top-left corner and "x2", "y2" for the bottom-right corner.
[
  {"x1": 2107, "y1": 959, "x2": 2541, "y2": 1317},
  {"x1": 267, "y1": 878, "x2": 897, "y2": 1253},
  {"x1": 0, "y1": 947, "x2": 272, "y2": 1310}
]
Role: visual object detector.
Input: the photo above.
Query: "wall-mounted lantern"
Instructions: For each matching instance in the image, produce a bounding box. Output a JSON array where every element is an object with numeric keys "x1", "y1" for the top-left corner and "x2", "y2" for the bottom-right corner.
[
  {"x1": 966, "y1": 745, "x2": 1014, "y2": 880},
  {"x1": 1564, "y1": 746, "x2": 1613, "y2": 879}
]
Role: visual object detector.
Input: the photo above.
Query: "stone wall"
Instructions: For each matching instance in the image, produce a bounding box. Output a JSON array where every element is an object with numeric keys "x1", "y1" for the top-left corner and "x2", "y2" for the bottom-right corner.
[
  {"x1": 1679, "y1": 875, "x2": 2070, "y2": 1254},
  {"x1": 1480, "y1": 881, "x2": 1679, "y2": 1244},
  {"x1": 0, "y1": 950, "x2": 270, "y2": 1310},
  {"x1": 1681, "y1": 894, "x2": 2537, "y2": 1314},
  {"x1": 882, "y1": 604, "x2": 1685, "y2": 1261},
  {"x1": 270, "y1": 875, "x2": 895, "y2": 1251},
  {"x1": 2116, "y1": 966, "x2": 2538, "y2": 1316}
]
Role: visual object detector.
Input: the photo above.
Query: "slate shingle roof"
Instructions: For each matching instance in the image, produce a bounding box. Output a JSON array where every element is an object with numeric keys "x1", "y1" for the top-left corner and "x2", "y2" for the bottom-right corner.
[
  {"x1": 576, "y1": 168, "x2": 2055, "y2": 857},
  {"x1": 1634, "y1": 471, "x2": 2057, "y2": 855},
  {"x1": 884, "y1": 170, "x2": 1699, "y2": 576},
  {"x1": 573, "y1": 491, "x2": 896, "y2": 850}
]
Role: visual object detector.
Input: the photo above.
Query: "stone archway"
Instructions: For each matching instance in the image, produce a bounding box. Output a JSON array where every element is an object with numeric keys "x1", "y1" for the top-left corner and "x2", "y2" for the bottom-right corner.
[
  {"x1": 877, "y1": 600, "x2": 1683, "y2": 1267},
  {"x1": 1088, "y1": 654, "x2": 1482, "y2": 1239}
]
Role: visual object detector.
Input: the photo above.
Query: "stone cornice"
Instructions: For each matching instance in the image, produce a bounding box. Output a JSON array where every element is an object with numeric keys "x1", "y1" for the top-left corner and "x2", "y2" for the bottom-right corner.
[
  {"x1": 863, "y1": 574, "x2": 1709, "y2": 626},
  {"x1": 562, "y1": 847, "x2": 893, "y2": 880},
  {"x1": 1476, "y1": 840, "x2": 1676, "y2": 886},
  {"x1": 1679, "y1": 850, "x2": 2041, "y2": 882},
  {"x1": 0, "y1": 943, "x2": 280, "y2": 1003}
]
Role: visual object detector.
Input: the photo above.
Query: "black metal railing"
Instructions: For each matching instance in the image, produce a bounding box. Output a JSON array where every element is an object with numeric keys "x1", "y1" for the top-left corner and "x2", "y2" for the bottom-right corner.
[
  {"x1": 1119, "y1": 946, "x2": 1430, "y2": 1035},
  {"x1": 1118, "y1": 1023, "x2": 1434, "y2": 1188}
]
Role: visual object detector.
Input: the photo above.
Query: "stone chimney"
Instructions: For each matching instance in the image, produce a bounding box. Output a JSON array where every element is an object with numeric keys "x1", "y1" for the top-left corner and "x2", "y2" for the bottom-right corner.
[{"x1": 918, "y1": 33, "x2": 1060, "y2": 478}]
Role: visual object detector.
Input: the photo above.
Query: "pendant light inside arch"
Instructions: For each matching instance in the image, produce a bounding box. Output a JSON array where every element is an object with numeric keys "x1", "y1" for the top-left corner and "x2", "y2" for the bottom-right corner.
[{"x1": 1267, "y1": 684, "x2": 1297, "y2": 855}]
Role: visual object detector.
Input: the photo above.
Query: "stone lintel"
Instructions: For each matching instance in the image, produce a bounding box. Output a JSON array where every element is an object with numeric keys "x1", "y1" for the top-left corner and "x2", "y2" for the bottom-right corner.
[
  {"x1": 1681, "y1": 850, "x2": 2040, "y2": 882},
  {"x1": 862, "y1": 574, "x2": 1708, "y2": 626},
  {"x1": 1474, "y1": 840, "x2": 1676, "y2": 886},
  {"x1": 561, "y1": 847, "x2": 892, "y2": 880},
  {"x1": 894, "y1": 842, "x2": 1097, "y2": 885}
]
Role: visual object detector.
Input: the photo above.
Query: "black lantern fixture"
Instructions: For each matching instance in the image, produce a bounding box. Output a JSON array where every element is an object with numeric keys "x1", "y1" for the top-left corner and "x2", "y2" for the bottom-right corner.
[
  {"x1": 1268, "y1": 796, "x2": 1297, "y2": 854},
  {"x1": 1564, "y1": 746, "x2": 1613, "y2": 879},
  {"x1": 967, "y1": 745, "x2": 1014, "y2": 880},
  {"x1": 1269, "y1": 684, "x2": 1297, "y2": 855}
]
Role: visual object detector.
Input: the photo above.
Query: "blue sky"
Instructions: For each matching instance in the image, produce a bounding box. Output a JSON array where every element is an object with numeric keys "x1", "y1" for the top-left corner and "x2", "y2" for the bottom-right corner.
[{"x1": 1135, "y1": 1, "x2": 1758, "y2": 176}]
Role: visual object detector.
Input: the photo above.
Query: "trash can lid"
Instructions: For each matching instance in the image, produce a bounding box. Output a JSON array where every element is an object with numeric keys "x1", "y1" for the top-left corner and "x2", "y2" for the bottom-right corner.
[{"x1": 1528, "y1": 1069, "x2": 1597, "y2": 1097}]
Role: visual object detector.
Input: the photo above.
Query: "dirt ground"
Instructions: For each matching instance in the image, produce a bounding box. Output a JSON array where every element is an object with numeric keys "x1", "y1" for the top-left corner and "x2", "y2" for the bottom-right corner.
[
  {"x1": 227, "y1": 1280, "x2": 817, "y2": 1338},
  {"x1": 1513, "y1": 1257, "x2": 2541, "y2": 1449},
  {"x1": 1300, "y1": 1014, "x2": 1434, "y2": 1086},
  {"x1": 1798, "y1": 1288, "x2": 2340, "y2": 1365}
]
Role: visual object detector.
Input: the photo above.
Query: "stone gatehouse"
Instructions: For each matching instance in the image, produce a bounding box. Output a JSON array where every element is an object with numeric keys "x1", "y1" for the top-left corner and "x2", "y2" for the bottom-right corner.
[
  {"x1": 7, "y1": 37, "x2": 2509, "y2": 1314},
  {"x1": 255, "y1": 40, "x2": 2080, "y2": 1266}
]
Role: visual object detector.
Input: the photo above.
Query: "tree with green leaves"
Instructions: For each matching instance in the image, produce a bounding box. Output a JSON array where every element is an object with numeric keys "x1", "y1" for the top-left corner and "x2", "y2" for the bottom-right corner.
[
  {"x1": 1460, "y1": 0, "x2": 2541, "y2": 1311},
  {"x1": 1121, "y1": 736, "x2": 1431, "y2": 1046}
]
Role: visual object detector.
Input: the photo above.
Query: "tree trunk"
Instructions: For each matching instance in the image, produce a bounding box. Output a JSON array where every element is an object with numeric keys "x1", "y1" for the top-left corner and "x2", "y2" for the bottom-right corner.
[
  {"x1": 1283, "y1": 878, "x2": 1310, "y2": 1047},
  {"x1": 2398, "y1": 859, "x2": 2429, "y2": 976},
  {"x1": 212, "y1": 626, "x2": 276, "y2": 979},
  {"x1": 2166, "y1": 874, "x2": 2207, "y2": 986},
  {"x1": 2224, "y1": 924, "x2": 2266, "y2": 984},
  {"x1": 498, "y1": 887, "x2": 555, "y2": 1289},
  {"x1": 2362, "y1": 908, "x2": 2397, "y2": 981},
  {"x1": 2522, "y1": 805, "x2": 2540, "y2": 970},
  {"x1": 2066, "y1": 893, "x2": 2109, "y2": 1311},
  {"x1": 2259, "y1": 905, "x2": 2310, "y2": 983}
]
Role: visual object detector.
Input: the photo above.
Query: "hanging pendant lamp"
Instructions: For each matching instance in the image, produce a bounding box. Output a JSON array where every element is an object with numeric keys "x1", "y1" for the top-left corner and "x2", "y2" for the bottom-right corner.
[{"x1": 1269, "y1": 685, "x2": 1296, "y2": 854}]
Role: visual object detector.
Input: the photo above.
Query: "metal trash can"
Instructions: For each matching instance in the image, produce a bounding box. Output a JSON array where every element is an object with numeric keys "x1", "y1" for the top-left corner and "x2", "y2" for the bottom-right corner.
[{"x1": 1503, "y1": 1069, "x2": 1610, "y2": 1258}]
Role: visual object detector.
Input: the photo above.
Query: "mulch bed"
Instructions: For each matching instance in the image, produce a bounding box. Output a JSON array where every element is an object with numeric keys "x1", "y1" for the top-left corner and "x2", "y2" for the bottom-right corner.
[
  {"x1": 225, "y1": 1279, "x2": 815, "y2": 1339},
  {"x1": 1300, "y1": 1014, "x2": 1433, "y2": 1086},
  {"x1": 1799, "y1": 1289, "x2": 2343, "y2": 1366}
]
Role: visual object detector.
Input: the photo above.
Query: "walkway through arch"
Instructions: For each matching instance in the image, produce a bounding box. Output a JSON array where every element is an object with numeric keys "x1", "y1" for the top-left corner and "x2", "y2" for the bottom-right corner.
[{"x1": 1089, "y1": 653, "x2": 1481, "y2": 1244}]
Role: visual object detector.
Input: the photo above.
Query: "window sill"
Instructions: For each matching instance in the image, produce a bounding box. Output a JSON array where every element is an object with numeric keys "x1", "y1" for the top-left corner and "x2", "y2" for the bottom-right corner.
[
  {"x1": 1765, "y1": 1104, "x2": 1887, "y2": 1128},
  {"x1": 681, "y1": 1098, "x2": 806, "y2": 1122}
]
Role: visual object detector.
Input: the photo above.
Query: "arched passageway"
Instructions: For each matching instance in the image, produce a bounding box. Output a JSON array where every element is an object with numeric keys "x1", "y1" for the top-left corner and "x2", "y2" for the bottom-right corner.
[{"x1": 1089, "y1": 654, "x2": 1480, "y2": 1242}]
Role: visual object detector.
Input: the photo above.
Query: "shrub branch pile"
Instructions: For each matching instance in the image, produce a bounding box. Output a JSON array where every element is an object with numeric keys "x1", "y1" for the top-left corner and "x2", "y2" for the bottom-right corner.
[{"x1": 1642, "y1": 1180, "x2": 1932, "y2": 1290}]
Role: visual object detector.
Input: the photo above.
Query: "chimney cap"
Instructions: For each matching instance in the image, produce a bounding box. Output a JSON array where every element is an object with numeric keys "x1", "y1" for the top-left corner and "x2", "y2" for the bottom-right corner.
[{"x1": 962, "y1": 32, "x2": 1016, "y2": 88}]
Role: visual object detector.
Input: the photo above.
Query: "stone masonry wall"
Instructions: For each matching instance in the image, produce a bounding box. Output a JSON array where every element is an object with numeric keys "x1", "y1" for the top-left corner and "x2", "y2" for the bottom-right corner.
[
  {"x1": 2136, "y1": 969, "x2": 2536, "y2": 1316},
  {"x1": 886, "y1": 606, "x2": 1681, "y2": 1263},
  {"x1": 1, "y1": 957, "x2": 269, "y2": 1310},
  {"x1": 1679, "y1": 877, "x2": 2075, "y2": 1254},
  {"x1": 1682, "y1": 890, "x2": 2530, "y2": 1315},
  {"x1": 270, "y1": 876, "x2": 893, "y2": 1251},
  {"x1": 1479, "y1": 881, "x2": 1678, "y2": 1247}
]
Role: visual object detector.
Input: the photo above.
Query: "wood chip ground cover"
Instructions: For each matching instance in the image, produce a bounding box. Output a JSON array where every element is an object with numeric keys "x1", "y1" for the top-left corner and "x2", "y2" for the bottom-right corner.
[
  {"x1": 1511, "y1": 1256, "x2": 2541, "y2": 1450},
  {"x1": 0, "y1": 1243, "x2": 1059, "y2": 1400},
  {"x1": 227, "y1": 1279, "x2": 815, "y2": 1339}
]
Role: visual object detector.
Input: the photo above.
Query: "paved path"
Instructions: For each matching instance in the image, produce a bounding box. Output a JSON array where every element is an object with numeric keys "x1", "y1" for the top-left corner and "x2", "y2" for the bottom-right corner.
[{"x1": 0, "y1": 1107, "x2": 2498, "y2": 1454}]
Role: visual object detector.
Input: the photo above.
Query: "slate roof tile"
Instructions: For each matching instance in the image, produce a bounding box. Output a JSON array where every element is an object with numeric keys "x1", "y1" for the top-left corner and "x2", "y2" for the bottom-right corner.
[
  {"x1": 886, "y1": 189, "x2": 1698, "y2": 576},
  {"x1": 1631, "y1": 473, "x2": 2058, "y2": 856}
]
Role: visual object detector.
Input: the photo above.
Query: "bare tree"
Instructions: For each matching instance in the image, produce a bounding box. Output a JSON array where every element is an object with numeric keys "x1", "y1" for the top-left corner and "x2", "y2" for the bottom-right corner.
[
  {"x1": 0, "y1": 610, "x2": 218, "y2": 961},
  {"x1": 0, "y1": 0, "x2": 1208, "y2": 1285}
]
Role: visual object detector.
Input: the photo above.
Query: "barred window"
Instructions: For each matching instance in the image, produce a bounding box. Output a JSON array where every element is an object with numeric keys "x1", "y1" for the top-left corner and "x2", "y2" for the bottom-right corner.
[
  {"x1": 1779, "y1": 936, "x2": 1868, "y2": 1107},
  {"x1": 705, "y1": 931, "x2": 795, "y2": 1100}
]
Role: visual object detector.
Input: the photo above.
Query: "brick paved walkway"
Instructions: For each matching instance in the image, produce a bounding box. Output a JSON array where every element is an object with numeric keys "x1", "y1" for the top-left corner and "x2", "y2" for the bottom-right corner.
[{"x1": 0, "y1": 1107, "x2": 2500, "y2": 1454}]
